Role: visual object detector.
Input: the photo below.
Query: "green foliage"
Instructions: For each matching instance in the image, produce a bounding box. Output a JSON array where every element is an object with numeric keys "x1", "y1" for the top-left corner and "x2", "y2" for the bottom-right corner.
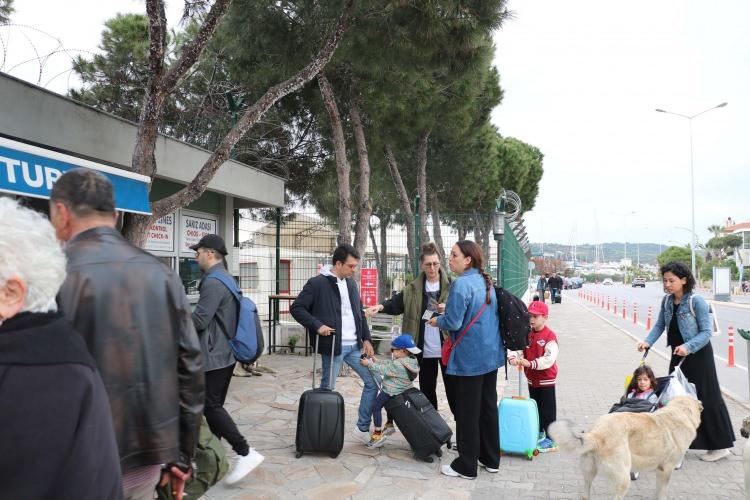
[
  {"x1": 657, "y1": 245, "x2": 703, "y2": 270},
  {"x1": 700, "y1": 260, "x2": 739, "y2": 281},
  {"x1": 0, "y1": 0, "x2": 13, "y2": 24}
]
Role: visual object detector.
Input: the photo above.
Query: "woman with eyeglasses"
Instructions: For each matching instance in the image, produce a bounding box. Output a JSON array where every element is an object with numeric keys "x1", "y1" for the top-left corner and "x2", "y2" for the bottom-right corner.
[{"x1": 365, "y1": 242, "x2": 454, "y2": 416}]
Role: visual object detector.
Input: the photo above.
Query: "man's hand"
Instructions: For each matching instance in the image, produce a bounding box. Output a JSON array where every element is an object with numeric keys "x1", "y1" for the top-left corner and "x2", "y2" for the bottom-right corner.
[
  {"x1": 426, "y1": 317, "x2": 438, "y2": 327},
  {"x1": 365, "y1": 305, "x2": 383, "y2": 317},
  {"x1": 360, "y1": 357, "x2": 371, "y2": 367},
  {"x1": 674, "y1": 344, "x2": 689, "y2": 357},
  {"x1": 637, "y1": 341, "x2": 651, "y2": 352},
  {"x1": 317, "y1": 325, "x2": 335, "y2": 336},
  {"x1": 362, "y1": 340, "x2": 375, "y2": 358},
  {"x1": 159, "y1": 465, "x2": 192, "y2": 500}
]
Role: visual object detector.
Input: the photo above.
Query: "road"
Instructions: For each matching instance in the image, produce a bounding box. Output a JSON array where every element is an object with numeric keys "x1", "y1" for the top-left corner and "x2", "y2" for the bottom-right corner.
[{"x1": 569, "y1": 282, "x2": 750, "y2": 402}]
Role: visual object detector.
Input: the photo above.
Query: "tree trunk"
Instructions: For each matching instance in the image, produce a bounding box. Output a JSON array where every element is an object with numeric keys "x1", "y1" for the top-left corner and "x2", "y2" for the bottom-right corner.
[
  {"x1": 429, "y1": 190, "x2": 446, "y2": 268},
  {"x1": 384, "y1": 143, "x2": 416, "y2": 270},
  {"x1": 379, "y1": 214, "x2": 389, "y2": 302},
  {"x1": 416, "y1": 129, "x2": 430, "y2": 245},
  {"x1": 350, "y1": 82, "x2": 372, "y2": 259},
  {"x1": 317, "y1": 73, "x2": 352, "y2": 245},
  {"x1": 124, "y1": 1, "x2": 354, "y2": 244},
  {"x1": 457, "y1": 224, "x2": 467, "y2": 241}
]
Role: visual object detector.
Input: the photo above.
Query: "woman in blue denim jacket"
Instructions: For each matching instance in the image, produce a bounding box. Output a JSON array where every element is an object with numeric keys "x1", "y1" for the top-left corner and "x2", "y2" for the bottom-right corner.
[
  {"x1": 638, "y1": 261, "x2": 734, "y2": 461},
  {"x1": 427, "y1": 240, "x2": 503, "y2": 479}
]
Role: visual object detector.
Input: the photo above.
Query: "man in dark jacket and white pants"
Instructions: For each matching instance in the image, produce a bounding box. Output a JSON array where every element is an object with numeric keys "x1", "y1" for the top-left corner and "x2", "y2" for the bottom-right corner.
[
  {"x1": 191, "y1": 234, "x2": 264, "y2": 484},
  {"x1": 52, "y1": 169, "x2": 204, "y2": 500},
  {"x1": 291, "y1": 244, "x2": 377, "y2": 444}
]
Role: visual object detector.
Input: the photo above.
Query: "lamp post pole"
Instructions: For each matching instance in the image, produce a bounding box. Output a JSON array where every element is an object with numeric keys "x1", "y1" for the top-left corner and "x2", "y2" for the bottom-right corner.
[{"x1": 656, "y1": 102, "x2": 727, "y2": 278}]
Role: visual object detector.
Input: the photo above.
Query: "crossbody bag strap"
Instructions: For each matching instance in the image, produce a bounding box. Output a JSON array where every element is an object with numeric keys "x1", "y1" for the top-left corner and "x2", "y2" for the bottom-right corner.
[{"x1": 452, "y1": 299, "x2": 489, "y2": 350}]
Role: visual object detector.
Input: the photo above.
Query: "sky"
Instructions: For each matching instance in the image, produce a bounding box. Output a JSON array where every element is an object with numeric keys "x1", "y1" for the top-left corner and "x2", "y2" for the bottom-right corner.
[
  {"x1": 2, "y1": 1, "x2": 748, "y2": 247},
  {"x1": 491, "y1": 0, "x2": 750, "y2": 246}
]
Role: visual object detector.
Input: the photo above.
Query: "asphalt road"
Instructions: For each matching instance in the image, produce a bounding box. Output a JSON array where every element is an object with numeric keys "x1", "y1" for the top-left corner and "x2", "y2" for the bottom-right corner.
[{"x1": 570, "y1": 282, "x2": 750, "y2": 402}]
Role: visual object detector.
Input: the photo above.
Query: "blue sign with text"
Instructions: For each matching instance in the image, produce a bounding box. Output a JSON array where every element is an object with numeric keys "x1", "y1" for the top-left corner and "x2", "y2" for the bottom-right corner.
[{"x1": 0, "y1": 137, "x2": 151, "y2": 214}]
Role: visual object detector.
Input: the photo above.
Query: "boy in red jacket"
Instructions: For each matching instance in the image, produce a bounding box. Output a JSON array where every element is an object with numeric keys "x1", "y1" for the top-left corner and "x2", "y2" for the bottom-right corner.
[{"x1": 508, "y1": 300, "x2": 558, "y2": 452}]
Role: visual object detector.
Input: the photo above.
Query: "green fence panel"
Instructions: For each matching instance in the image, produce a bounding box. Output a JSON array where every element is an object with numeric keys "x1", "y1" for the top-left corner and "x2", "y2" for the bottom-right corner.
[{"x1": 501, "y1": 219, "x2": 529, "y2": 298}]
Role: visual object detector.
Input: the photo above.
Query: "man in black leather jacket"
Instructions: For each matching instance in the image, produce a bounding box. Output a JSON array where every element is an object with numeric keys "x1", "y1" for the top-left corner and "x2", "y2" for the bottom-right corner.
[{"x1": 52, "y1": 169, "x2": 204, "y2": 500}]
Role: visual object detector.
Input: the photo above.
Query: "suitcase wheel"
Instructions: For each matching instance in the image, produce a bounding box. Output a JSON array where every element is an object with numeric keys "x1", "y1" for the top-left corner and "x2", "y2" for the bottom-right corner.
[
  {"x1": 533, "y1": 449, "x2": 539, "y2": 457},
  {"x1": 417, "y1": 454, "x2": 434, "y2": 463},
  {"x1": 295, "y1": 451, "x2": 303, "y2": 459},
  {"x1": 330, "y1": 452, "x2": 340, "y2": 459}
]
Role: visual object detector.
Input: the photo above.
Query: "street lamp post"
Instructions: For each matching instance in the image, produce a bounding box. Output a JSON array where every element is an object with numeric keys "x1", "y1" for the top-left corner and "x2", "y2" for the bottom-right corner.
[{"x1": 656, "y1": 102, "x2": 728, "y2": 278}]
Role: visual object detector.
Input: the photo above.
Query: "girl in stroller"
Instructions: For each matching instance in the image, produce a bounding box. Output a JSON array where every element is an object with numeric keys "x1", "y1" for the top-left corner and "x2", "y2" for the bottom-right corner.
[{"x1": 625, "y1": 365, "x2": 660, "y2": 404}]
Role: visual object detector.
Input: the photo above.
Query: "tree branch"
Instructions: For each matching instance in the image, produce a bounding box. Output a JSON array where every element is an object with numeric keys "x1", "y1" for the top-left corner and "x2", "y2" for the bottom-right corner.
[{"x1": 151, "y1": 1, "x2": 354, "y2": 219}]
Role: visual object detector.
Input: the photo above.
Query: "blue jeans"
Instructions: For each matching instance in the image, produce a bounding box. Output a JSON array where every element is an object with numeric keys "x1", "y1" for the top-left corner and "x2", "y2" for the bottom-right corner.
[
  {"x1": 321, "y1": 343, "x2": 378, "y2": 432},
  {"x1": 551, "y1": 288, "x2": 558, "y2": 302},
  {"x1": 371, "y1": 390, "x2": 391, "y2": 428}
]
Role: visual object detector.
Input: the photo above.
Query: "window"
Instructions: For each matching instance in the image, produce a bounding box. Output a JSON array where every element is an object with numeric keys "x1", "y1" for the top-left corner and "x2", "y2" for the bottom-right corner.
[
  {"x1": 743, "y1": 231, "x2": 750, "y2": 250},
  {"x1": 179, "y1": 258, "x2": 202, "y2": 296},
  {"x1": 240, "y1": 262, "x2": 259, "y2": 289},
  {"x1": 279, "y1": 260, "x2": 291, "y2": 294}
]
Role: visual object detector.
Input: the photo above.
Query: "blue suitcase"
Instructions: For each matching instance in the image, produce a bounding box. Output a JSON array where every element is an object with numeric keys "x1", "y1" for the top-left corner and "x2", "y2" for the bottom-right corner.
[{"x1": 498, "y1": 366, "x2": 539, "y2": 460}]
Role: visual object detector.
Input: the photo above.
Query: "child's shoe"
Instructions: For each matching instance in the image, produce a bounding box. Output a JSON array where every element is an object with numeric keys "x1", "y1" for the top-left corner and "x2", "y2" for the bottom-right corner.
[
  {"x1": 383, "y1": 421, "x2": 396, "y2": 436},
  {"x1": 367, "y1": 430, "x2": 388, "y2": 448},
  {"x1": 537, "y1": 438, "x2": 558, "y2": 453},
  {"x1": 537, "y1": 431, "x2": 546, "y2": 444}
]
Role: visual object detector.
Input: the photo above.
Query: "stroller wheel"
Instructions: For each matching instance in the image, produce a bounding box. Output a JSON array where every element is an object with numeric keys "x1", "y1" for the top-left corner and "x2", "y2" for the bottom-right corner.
[{"x1": 630, "y1": 471, "x2": 639, "y2": 481}]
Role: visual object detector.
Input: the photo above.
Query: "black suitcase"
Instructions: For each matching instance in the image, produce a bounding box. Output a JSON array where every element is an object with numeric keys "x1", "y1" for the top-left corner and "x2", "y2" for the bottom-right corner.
[
  {"x1": 295, "y1": 334, "x2": 345, "y2": 459},
  {"x1": 384, "y1": 387, "x2": 452, "y2": 462},
  {"x1": 554, "y1": 292, "x2": 562, "y2": 304}
]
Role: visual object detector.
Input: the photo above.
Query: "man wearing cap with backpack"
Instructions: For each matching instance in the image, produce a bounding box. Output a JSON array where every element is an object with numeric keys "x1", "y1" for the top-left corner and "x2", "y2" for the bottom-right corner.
[{"x1": 191, "y1": 234, "x2": 264, "y2": 485}]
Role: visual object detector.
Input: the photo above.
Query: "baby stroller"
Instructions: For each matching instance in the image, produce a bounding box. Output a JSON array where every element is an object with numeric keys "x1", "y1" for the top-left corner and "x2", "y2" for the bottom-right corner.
[{"x1": 608, "y1": 349, "x2": 685, "y2": 480}]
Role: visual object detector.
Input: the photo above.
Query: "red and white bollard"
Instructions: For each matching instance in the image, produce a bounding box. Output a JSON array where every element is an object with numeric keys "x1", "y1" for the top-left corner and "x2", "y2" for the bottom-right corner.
[
  {"x1": 728, "y1": 326, "x2": 736, "y2": 367},
  {"x1": 623, "y1": 299, "x2": 627, "y2": 319},
  {"x1": 614, "y1": 298, "x2": 618, "y2": 315},
  {"x1": 606, "y1": 296, "x2": 610, "y2": 311},
  {"x1": 646, "y1": 306, "x2": 652, "y2": 330},
  {"x1": 633, "y1": 303, "x2": 637, "y2": 324}
]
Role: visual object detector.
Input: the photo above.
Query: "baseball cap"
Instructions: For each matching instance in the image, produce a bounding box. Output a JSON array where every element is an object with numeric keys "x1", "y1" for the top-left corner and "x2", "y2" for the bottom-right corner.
[
  {"x1": 528, "y1": 301, "x2": 549, "y2": 316},
  {"x1": 391, "y1": 334, "x2": 421, "y2": 354},
  {"x1": 189, "y1": 234, "x2": 228, "y2": 255}
]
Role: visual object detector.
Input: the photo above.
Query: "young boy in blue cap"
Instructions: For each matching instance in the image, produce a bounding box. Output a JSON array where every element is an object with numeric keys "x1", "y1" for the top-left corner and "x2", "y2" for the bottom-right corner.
[{"x1": 360, "y1": 334, "x2": 421, "y2": 447}]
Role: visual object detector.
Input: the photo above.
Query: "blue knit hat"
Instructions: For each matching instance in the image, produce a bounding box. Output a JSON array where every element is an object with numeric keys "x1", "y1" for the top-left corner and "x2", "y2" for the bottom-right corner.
[{"x1": 391, "y1": 334, "x2": 421, "y2": 354}]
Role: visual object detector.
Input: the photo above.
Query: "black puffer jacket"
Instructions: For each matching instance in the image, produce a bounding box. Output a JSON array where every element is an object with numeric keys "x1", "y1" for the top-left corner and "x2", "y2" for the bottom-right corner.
[
  {"x1": 0, "y1": 312, "x2": 122, "y2": 500},
  {"x1": 57, "y1": 226, "x2": 204, "y2": 472}
]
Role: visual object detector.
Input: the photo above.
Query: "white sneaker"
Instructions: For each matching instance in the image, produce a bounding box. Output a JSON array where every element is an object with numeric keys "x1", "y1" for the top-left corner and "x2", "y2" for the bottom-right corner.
[
  {"x1": 700, "y1": 449, "x2": 731, "y2": 462},
  {"x1": 224, "y1": 448, "x2": 264, "y2": 485},
  {"x1": 478, "y1": 461, "x2": 499, "y2": 473},
  {"x1": 352, "y1": 426, "x2": 371, "y2": 445},
  {"x1": 440, "y1": 464, "x2": 476, "y2": 480}
]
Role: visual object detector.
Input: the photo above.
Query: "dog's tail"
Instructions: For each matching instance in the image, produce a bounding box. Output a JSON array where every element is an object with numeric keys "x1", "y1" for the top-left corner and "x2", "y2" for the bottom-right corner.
[{"x1": 548, "y1": 420, "x2": 595, "y2": 454}]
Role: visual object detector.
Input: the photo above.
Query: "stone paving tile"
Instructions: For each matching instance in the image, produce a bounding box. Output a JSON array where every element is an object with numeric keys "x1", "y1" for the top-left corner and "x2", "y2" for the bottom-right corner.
[{"x1": 203, "y1": 293, "x2": 748, "y2": 499}]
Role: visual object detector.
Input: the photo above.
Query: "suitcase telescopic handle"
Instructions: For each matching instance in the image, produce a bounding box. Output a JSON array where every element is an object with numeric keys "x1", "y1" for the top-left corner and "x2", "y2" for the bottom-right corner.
[{"x1": 312, "y1": 331, "x2": 336, "y2": 390}]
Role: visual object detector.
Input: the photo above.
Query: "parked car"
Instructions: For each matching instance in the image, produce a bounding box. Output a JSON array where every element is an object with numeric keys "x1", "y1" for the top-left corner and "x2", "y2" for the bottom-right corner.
[
  {"x1": 602, "y1": 278, "x2": 614, "y2": 285},
  {"x1": 632, "y1": 277, "x2": 646, "y2": 288}
]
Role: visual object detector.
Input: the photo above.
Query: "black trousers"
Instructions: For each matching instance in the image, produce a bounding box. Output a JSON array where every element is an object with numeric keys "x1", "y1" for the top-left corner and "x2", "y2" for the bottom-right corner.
[
  {"x1": 418, "y1": 356, "x2": 456, "y2": 416},
  {"x1": 528, "y1": 385, "x2": 556, "y2": 435},
  {"x1": 450, "y1": 370, "x2": 499, "y2": 477},
  {"x1": 205, "y1": 364, "x2": 249, "y2": 456}
]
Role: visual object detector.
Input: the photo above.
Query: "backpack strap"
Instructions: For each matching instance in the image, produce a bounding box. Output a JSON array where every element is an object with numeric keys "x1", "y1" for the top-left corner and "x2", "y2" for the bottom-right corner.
[
  {"x1": 689, "y1": 293, "x2": 695, "y2": 318},
  {"x1": 205, "y1": 272, "x2": 242, "y2": 302}
]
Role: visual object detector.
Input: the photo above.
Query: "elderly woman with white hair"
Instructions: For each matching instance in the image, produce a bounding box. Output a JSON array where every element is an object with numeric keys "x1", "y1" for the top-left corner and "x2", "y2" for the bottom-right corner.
[{"x1": 0, "y1": 197, "x2": 123, "y2": 499}]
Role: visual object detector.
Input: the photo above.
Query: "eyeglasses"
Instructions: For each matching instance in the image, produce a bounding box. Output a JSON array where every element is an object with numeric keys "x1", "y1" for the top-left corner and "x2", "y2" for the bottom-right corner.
[{"x1": 423, "y1": 262, "x2": 440, "y2": 267}]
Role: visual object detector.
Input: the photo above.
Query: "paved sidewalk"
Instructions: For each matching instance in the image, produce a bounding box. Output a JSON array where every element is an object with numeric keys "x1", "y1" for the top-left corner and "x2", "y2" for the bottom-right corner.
[{"x1": 203, "y1": 291, "x2": 747, "y2": 499}]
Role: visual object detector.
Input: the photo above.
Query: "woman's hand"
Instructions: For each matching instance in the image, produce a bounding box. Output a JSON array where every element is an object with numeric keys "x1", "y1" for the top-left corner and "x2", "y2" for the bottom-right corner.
[
  {"x1": 673, "y1": 345, "x2": 689, "y2": 357},
  {"x1": 637, "y1": 341, "x2": 651, "y2": 352},
  {"x1": 437, "y1": 303, "x2": 446, "y2": 314},
  {"x1": 365, "y1": 305, "x2": 383, "y2": 317}
]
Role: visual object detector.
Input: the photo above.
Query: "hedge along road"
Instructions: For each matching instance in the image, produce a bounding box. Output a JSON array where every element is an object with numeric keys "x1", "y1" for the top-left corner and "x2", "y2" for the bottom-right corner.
[{"x1": 574, "y1": 281, "x2": 750, "y2": 403}]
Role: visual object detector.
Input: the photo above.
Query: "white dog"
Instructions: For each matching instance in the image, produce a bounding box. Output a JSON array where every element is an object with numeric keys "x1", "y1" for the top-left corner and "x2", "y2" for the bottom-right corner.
[
  {"x1": 741, "y1": 416, "x2": 750, "y2": 500},
  {"x1": 549, "y1": 396, "x2": 702, "y2": 500}
]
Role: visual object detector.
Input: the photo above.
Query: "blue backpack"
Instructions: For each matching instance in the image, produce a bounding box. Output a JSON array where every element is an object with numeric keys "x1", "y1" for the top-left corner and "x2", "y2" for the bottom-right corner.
[{"x1": 206, "y1": 272, "x2": 264, "y2": 364}]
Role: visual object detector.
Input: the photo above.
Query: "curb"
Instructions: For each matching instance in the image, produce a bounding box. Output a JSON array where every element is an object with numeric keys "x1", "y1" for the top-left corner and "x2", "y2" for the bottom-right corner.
[
  {"x1": 570, "y1": 295, "x2": 750, "y2": 412},
  {"x1": 707, "y1": 299, "x2": 750, "y2": 311}
]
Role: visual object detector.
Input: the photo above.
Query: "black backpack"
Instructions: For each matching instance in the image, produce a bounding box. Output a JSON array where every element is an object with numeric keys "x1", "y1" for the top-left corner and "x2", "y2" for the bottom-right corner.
[{"x1": 494, "y1": 285, "x2": 531, "y2": 351}]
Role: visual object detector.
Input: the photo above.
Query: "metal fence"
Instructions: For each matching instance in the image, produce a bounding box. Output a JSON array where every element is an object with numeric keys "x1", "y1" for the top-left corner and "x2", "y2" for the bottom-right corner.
[{"x1": 235, "y1": 194, "x2": 530, "y2": 351}]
